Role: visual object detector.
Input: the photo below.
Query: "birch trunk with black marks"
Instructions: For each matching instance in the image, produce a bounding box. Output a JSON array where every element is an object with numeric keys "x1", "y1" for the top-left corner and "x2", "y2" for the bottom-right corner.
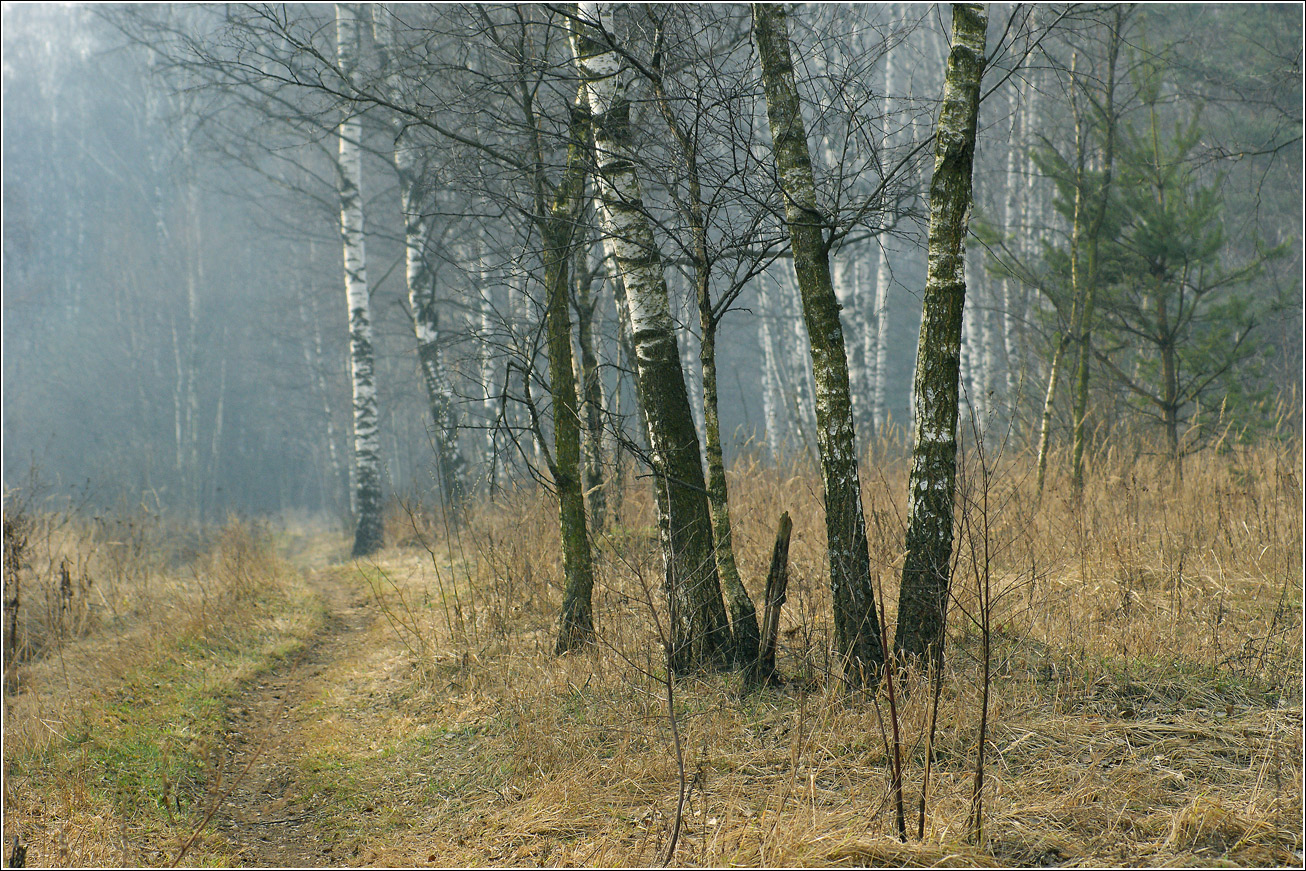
[
  {"x1": 573, "y1": 3, "x2": 732, "y2": 673},
  {"x1": 753, "y1": 2, "x2": 884, "y2": 686},
  {"x1": 372, "y1": 6, "x2": 466, "y2": 517},
  {"x1": 895, "y1": 3, "x2": 987, "y2": 668},
  {"x1": 646, "y1": 57, "x2": 760, "y2": 665},
  {"x1": 871, "y1": 35, "x2": 897, "y2": 433},
  {"x1": 336, "y1": 3, "x2": 383, "y2": 557},
  {"x1": 477, "y1": 242, "x2": 501, "y2": 493}
]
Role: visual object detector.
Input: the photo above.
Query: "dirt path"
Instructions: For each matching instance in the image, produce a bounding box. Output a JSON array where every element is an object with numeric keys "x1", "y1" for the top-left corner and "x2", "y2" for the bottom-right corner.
[{"x1": 207, "y1": 565, "x2": 376, "y2": 867}]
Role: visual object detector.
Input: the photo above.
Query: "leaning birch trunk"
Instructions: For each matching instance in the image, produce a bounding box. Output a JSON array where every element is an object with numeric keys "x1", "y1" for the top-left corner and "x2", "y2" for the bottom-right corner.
[
  {"x1": 336, "y1": 3, "x2": 383, "y2": 557},
  {"x1": 372, "y1": 6, "x2": 466, "y2": 517},
  {"x1": 646, "y1": 64, "x2": 760, "y2": 664},
  {"x1": 572, "y1": 3, "x2": 733, "y2": 673},
  {"x1": 894, "y1": 3, "x2": 987, "y2": 668},
  {"x1": 1035, "y1": 333, "x2": 1069, "y2": 494},
  {"x1": 753, "y1": 2, "x2": 885, "y2": 686}
]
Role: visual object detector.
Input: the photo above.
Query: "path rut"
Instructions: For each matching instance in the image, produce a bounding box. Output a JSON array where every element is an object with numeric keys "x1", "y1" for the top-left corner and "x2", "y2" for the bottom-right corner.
[{"x1": 206, "y1": 566, "x2": 375, "y2": 867}]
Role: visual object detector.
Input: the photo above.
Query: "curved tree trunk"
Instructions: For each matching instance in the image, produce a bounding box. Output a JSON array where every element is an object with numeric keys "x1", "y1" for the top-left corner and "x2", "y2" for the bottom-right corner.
[
  {"x1": 753, "y1": 2, "x2": 884, "y2": 686},
  {"x1": 894, "y1": 2, "x2": 987, "y2": 669},
  {"x1": 1035, "y1": 333, "x2": 1069, "y2": 495}
]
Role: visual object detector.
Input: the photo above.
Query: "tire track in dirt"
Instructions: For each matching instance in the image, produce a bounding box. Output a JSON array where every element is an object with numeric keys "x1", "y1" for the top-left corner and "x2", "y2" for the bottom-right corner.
[{"x1": 205, "y1": 565, "x2": 375, "y2": 867}]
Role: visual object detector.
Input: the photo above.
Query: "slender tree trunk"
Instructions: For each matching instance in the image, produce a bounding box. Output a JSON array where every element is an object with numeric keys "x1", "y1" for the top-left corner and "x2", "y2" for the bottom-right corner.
[
  {"x1": 699, "y1": 317, "x2": 759, "y2": 665},
  {"x1": 978, "y1": 251, "x2": 1002, "y2": 429},
  {"x1": 1069, "y1": 22, "x2": 1120, "y2": 496},
  {"x1": 753, "y1": 2, "x2": 884, "y2": 685},
  {"x1": 547, "y1": 226, "x2": 597, "y2": 652},
  {"x1": 832, "y1": 254, "x2": 867, "y2": 436},
  {"x1": 757, "y1": 277, "x2": 786, "y2": 460},
  {"x1": 573, "y1": 3, "x2": 732, "y2": 673},
  {"x1": 780, "y1": 268, "x2": 820, "y2": 455},
  {"x1": 872, "y1": 32, "x2": 897, "y2": 433},
  {"x1": 1035, "y1": 333, "x2": 1069, "y2": 495},
  {"x1": 851, "y1": 255, "x2": 877, "y2": 442},
  {"x1": 894, "y1": 3, "x2": 987, "y2": 669},
  {"x1": 477, "y1": 241, "x2": 501, "y2": 493},
  {"x1": 574, "y1": 241, "x2": 608, "y2": 534},
  {"x1": 1001, "y1": 83, "x2": 1023, "y2": 426},
  {"x1": 536, "y1": 84, "x2": 600, "y2": 654},
  {"x1": 372, "y1": 6, "x2": 466, "y2": 517},
  {"x1": 336, "y1": 3, "x2": 384, "y2": 557},
  {"x1": 645, "y1": 58, "x2": 760, "y2": 665}
]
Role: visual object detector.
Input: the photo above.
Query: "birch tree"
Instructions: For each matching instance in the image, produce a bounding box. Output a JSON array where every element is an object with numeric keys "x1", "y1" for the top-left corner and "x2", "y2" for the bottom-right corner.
[
  {"x1": 871, "y1": 35, "x2": 898, "y2": 432},
  {"x1": 371, "y1": 5, "x2": 467, "y2": 516},
  {"x1": 573, "y1": 237, "x2": 607, "y2": 534},
  {"x1": 894, "y1": 2, "x2": 987, "y2": 667},
  {"x1": 571, "y1": 2, "x2": 734, "y2": 673},
  {"x1": 545, "y1": 82, "x2": 599, "y2": 653},
  {"x1": 628, "y1": 10, "x2": 770, "y2": 666},
  {"x1": 335, "y1": 3, "x2": 384, "y2": 556},
  {"x1": 753, "y1": 2, "x2": 884, "y2": 685}
]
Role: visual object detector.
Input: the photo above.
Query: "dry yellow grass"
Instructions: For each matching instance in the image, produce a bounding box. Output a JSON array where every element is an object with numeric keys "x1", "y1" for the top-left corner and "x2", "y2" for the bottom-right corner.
[
  {"x1": 358, "y1": 436, "x2": 1301, "y2": 866},
  {"x1": 2, "y1": 437, "x2": 1299, "y2": 867},
  {"x1": 1, "y1": 515, "x2": 326, "y2": 866}
]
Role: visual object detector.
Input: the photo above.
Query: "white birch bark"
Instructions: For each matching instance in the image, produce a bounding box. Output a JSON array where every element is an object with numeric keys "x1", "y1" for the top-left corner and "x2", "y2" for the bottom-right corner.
[
  {"x1": 871, "y1": 35, "x2": 897, "y2": 432},
  {"x1": 895, "y1": 2, "x2": 987, "y2": 666},
  {"x1": 779, "y1": 267, "x2": 818, "y2": 454},
  {"x1": 1001, "y1": 81, "x2": 1023, "y2": 419},
  {"x1": 757, "y1": 276, "x2": 785, "y2": 460},
  {"x1": 753, "y1": 2, "x2": 884, "y2": 683},
  {"x1": 372, "y1": 5, "x2": 466, "y2": 513},
  {"x1": 336, "y1": 2, "x2": 383, "y2": 556},
  {"x1": 476, "y1": 240, "x2": 500, "y2": 491},
  {"x1": 831, "y1": 254, "x2": 865, "y2": 432},
  {"x1": 573, "y1": 1, "x2": 732, "y2": 672}
]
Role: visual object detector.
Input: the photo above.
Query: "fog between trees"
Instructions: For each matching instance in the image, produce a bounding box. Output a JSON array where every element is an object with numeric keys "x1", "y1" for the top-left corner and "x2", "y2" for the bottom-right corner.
[{"x1": 3, "y1": 4, "x2": 1301, "y2": 662}]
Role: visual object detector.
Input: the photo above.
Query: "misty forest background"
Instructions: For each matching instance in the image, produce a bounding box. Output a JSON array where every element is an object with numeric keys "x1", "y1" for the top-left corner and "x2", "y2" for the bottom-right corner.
[
  {"x1": 3, "y1": 3, "x2": 1300, "y2": 527},
  {"x1": 2, "y1": 3, "x2": 1304, "y2": 866}
]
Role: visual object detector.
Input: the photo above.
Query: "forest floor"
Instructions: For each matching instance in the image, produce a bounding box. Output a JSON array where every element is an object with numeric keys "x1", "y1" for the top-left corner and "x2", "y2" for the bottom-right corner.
[{"x1": 3, "y1": 442, "x2": 1304, "y2": 867}]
